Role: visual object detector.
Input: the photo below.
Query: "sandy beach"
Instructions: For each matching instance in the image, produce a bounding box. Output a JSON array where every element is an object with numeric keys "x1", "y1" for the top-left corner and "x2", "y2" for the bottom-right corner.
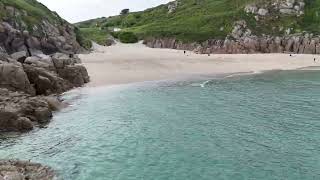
[{"x1": 80, "y1": 42, "x2": 320, "y2": 87}]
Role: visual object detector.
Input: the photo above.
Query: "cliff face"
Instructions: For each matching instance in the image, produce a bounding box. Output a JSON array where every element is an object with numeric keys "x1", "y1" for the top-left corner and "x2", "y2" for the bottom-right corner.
[
  {"x1": 0, "y1": 0, "x2": 89, "y2": 132},
  {"x1": 144, "y1": 25, "x2": 320, "y2": 54},
  {"x1": 0, "y1": 0, "x2": 83, "y2": 55}
]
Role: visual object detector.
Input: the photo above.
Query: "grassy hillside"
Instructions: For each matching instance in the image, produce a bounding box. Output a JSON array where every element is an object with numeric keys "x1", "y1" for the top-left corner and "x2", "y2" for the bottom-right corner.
[
  {"x1": 0, "y1": 0, "x2": 64, "y2": 26},
  {"x1": 77, "y1": 27, "x2": 109, "y2": 45},
  {"x1": 102, "y1": 0, "x2": 254, "y2": 42},
  {"x1": 77, "y1": 0, "x2": 320, "y2": 44}
]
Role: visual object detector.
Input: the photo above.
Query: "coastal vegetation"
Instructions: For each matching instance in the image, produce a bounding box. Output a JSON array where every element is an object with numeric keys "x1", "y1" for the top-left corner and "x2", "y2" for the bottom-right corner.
[
  {"x1": 76, "y1": 0, "x2": 320, "y2": 44},
  {"x1": 76, "y1": 27, "x2": 109, "y2": 47},
  {"x1": 117, "y1": 31, "x2": 139, "y2": 43}
]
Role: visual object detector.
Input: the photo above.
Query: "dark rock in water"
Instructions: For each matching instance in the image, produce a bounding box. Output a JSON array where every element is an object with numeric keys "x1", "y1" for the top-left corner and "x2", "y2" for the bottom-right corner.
[
  {"x1": 0, "y1": 160, "x2": 57, "y2": 180},
  {"x1": 34, "y1": 107, "x2": 53, "y2": 123},
  {"x1": 0, "y1": 111, "x2": 19, "y2": 132},
  {"x1": 16, "y1": 117, "x2": 34, "y2": 131},
  {"x1": 44, "y1": 96, "x2": 65, "y2": 111}
]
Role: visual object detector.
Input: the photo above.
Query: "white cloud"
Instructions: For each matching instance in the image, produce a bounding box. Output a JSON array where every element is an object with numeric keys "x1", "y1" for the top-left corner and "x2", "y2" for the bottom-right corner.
[{"x1": 38, "y1": 0, "x2": 172, "y2": 23}]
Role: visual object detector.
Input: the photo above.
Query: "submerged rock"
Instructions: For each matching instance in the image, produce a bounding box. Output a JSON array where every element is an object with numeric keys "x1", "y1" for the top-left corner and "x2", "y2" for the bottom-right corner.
[{"x1": 0, "y1": 160, "x2": 57, "y2": 180}]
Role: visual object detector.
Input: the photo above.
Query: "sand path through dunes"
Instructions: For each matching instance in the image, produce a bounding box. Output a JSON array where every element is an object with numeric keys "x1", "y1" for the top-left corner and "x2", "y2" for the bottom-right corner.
[{"x1": 80, "y1": 42, "x2": 320, "y2": 87}]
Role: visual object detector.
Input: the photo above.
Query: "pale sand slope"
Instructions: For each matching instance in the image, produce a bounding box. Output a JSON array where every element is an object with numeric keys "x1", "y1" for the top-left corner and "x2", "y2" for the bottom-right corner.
[{"x1": 80, "y1": 42, "x2": 320, "y2": 87}]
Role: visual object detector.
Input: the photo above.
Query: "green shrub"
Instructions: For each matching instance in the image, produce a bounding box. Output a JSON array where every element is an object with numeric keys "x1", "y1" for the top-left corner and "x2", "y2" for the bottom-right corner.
[
  {"x1": 118, "y1": 32, "x2": 138, "y2": 43},
  {"x1": 110, "y1": 31, "x2": 120, "y2": 39},
  {"x1": 75, "y1": 27, "x2": 92, "y2": 49},
  {"x1": 77, "y1": 27, "x2": 109, "y2": 46}
]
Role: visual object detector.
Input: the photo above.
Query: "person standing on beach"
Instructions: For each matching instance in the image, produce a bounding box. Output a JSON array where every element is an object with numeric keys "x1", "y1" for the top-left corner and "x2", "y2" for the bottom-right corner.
[{"x1": 184, "y1": 50, "x2": 186, "y2": 55}]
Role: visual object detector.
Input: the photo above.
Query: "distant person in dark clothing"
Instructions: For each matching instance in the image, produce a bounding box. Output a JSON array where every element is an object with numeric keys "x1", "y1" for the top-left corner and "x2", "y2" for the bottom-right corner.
[
  {"x1": 184, "y1": 51, "x2": 186, "y2": 55},
  {"x1": 314, "y1": 58, "x2": 316, "y2": 62}
]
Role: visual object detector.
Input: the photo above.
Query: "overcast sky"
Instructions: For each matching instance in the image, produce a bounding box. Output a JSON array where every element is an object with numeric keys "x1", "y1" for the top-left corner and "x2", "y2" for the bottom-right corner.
[{"x1": 38, "y1": 0, "x2": 172, "y2": 23}]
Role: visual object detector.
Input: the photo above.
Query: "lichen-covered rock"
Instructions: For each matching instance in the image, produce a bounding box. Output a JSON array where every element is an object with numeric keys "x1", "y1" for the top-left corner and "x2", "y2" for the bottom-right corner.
[
  {"x1": 279, "y1": 8, "x2": 296, "y2": 15},
  {"x1": 257, "y1": 8, "x2": 269, "y2": 16}
]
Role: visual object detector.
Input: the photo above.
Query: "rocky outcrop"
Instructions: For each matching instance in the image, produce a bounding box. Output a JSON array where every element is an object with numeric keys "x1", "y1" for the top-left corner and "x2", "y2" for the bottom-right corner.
[
  {"x1": 0, "y1": 52, "x2": 89, "y2": 132},
  {"x1": 0, "y1": 160, "x2": 56, "y2": 180},
  {"x1": 0, "y1": 58, "x2": 35, "y2": 95},
  {"x1": 0, "y1": 88, "x2": 54, "y2": 131},
  {"x1": 0, "y1": 4, "x2": 83, "y2": 56},
  {"x1": 144, "y1": 33, "x2": 320, "y2": 54},
  {"x1": 168, "y1": 1, "x2": 179, "y2": 13},
  {"x1": 0, "y1": 0, "x2": 89, "y2": 175},
  {"x1": 245, "y1": 0, "x2": 305, "y2": 17},
  {"x1": 0, "y1": 1, "x2": 90, "y2": 133}
]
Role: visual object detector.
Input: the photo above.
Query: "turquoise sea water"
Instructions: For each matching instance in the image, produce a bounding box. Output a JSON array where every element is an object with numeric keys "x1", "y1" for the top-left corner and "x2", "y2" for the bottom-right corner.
[{"x1": 1, "y1": 70, "x2": 320, "y2": 180}]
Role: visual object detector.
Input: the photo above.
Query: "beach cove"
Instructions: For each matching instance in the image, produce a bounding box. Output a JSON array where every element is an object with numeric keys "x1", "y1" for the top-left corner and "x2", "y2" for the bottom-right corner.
[{"x1": 1, "y1": 43, "x2": 320, "y2": 179}]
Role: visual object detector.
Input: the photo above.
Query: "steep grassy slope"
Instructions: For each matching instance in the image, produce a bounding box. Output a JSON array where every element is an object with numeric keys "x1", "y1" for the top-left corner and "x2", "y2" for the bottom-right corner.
[
  {"x1": 0, "y1": 0, "x2": 63, "y2": 28},
  {"x1": 77, "y1": 0, "x2": 320, "y2": 44}
]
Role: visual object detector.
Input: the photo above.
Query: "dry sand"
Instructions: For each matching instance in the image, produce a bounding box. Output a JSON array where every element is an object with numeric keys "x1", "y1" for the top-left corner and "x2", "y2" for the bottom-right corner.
[{"x1": 80, "y1": 42, "x2": 320, "y2": 87}]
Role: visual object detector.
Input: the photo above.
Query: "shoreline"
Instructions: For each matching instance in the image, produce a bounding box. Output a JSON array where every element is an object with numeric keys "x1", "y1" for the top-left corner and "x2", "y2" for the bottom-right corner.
[{"x1": 80, "y1": 42, "x2": 320, "y2": 88}]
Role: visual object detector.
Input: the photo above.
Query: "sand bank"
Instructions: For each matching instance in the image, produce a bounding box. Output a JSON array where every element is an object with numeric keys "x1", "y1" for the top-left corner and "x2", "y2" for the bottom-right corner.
[{"x1": 80, "y1": 42, "x2": 320, "y2": 87}]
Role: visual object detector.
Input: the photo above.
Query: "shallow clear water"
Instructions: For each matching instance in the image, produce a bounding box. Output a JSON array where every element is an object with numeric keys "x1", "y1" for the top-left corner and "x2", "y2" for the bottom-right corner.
[{"x1": 1, "y1": 70, "x2": 320, "y2": 180}]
